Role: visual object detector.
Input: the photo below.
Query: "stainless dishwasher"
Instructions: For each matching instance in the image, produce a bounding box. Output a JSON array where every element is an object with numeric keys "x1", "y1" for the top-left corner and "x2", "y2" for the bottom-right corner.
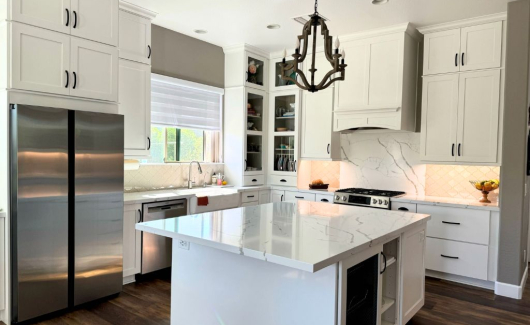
[{"x1": 141, "y1": 199, "x2": 188, "y2": 274}]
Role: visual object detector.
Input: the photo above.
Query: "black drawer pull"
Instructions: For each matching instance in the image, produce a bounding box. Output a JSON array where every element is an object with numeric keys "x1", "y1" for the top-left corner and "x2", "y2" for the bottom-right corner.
[
  {"x1": 398, "y1": 207, "x2": 409, "y2": 211},
  {"x1": 441, "y1": 254, "x2": 459, "y2": 260},
  {"x1": 137, "y1": 209, "x2": 142, "y2": 223},
  {"x1": 138, "y1": 209, "x2": 143, "y2": 222},
  {"x1": 295, "y1": 196, "x2": 304, "y2": 199},
  {"x1": 442, "y1": 221, "x2": 461, "y2": 225},
  {"x1": 252, "y1": 179, "x2": 257, "y2": 182},
  {"x1": 280, "y1": 179, "x2": 287, "y2": 182},
  {"x1": 321, "y1": 199, "x2": 329, "y2": 202},
  {"x1": 247, "y1": 195, "x2": 255, "y2": 198}
]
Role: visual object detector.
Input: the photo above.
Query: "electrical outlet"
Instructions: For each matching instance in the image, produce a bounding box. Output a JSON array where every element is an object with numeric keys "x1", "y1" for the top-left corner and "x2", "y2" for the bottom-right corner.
[{"x1": 178, "y1": 240, "x2": 190, "y2": 250}]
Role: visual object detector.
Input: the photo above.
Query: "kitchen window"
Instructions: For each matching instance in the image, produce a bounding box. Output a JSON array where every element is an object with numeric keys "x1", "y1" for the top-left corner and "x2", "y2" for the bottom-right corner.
[{"x1": 144, "y1": 74, "x2": 224, "y2": 163}]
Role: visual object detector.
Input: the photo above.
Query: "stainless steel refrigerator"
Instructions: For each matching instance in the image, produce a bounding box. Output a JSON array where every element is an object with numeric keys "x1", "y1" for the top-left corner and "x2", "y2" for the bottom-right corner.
[{"x1": 10, "y1": 104, "x2": 124, "y2": 323}]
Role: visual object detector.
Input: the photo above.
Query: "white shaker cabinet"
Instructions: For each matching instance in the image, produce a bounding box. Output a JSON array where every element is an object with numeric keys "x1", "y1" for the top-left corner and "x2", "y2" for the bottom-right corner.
[
  {"x1": 10, "y1": 0, "x2": 71, "y2": 34},
  {"x1": 70, "y1": 0, "x2": 119, "y2": 46},
  {"x1": 259, "y1": 190, "x2": 271, "y2": 205},
  {"x1": 422, "y1": 29, "x2": 461, "y2": 75},
  {"x1": 119, "y1": 60, "x2": 151, "y2": 157},
  {"x1": 70, "y1": 37, "x2": 118, "y2": 102},
  {"x1": 119, "y1": 10, "x2": 152, "y2": 64},
  {"x1": 301, "y1": 89, "x2": 341, "y2": 161},
  {"x1": 271, "y1": 190, "x2": 285, "y2": 203},
  {"x1": 123, "y1": 204, "x2": 142, "y2": 279},
  {"x1": 10, "y1": 22, "x2": 71, "y2": 96}
]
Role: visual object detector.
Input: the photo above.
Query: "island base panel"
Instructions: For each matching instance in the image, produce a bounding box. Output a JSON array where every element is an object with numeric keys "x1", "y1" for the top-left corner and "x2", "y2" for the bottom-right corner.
[{"x1": 170, "y1": 241, "x2": 337, "y2": 325}]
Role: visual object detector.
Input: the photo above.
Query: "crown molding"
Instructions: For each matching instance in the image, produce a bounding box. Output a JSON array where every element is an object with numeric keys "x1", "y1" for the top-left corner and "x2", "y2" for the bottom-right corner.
[
  {"x1": 119, "y1": 1, "x2": 158, "y2": 20},
  {"x1": 418, "y1": 12, "x2": 507, "y2": 34},
  {"x1": 223, "y1": 43, "x2": 269, "y2": 58},
  {"x1": 340, "y1": 23, "x2": 422, "y2": 43}
]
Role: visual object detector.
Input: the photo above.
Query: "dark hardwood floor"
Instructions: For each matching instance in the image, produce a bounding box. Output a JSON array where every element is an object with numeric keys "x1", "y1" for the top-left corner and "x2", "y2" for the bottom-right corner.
[{"x1": 18, "y1": 266, "x2": 530, "y2": 325}]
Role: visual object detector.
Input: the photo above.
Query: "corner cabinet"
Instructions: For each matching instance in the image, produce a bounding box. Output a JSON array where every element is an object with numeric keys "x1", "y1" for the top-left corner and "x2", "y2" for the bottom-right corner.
[
  {"x1": 118, "y1": 2, "x2": 156, "y2": 158},
  {"x1": 224, "y1": 44, "x2": 269, "y2": 92},
  {"x1": 421, "y1": 70, "x2": 501, "y2": 164},
  {"x1": 301, "y1": 88, "x2": 341, "y2": 161},
  {"x1": 333, "y1": 23, "x2": 420, "y2": 132}
]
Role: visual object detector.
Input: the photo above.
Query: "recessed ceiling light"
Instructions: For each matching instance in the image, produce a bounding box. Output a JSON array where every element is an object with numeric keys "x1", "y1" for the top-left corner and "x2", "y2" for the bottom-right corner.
[
  {"x1": 194, "y1": 29, "x2": 208, "y2": 34},
  {"x1": 372, "y1": 0, "x2": 389, "y2": 4},
  {"x1": 267, "y1": 24, "x2": 281, "y2": 30}
]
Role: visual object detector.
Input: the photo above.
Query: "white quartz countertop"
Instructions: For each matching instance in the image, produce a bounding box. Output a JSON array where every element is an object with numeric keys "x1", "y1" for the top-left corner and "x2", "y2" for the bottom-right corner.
[
  {"x1": 392, "y1": 195, "x2": 499, "y2": 211},
  {"x1": 136, "y1": 201, "x2": 430, "y2": 273}
]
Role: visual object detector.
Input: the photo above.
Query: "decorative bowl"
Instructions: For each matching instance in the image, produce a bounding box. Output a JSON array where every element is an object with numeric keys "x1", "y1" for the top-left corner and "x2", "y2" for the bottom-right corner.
[{"x1": 469, "y1": 179, "x2": 500, "y2": 203}]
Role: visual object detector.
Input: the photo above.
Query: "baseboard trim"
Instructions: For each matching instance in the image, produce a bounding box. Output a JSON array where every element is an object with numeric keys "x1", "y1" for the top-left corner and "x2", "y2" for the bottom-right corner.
[
  {"x1": 426, "y1": 270, "x2": 495, "y2": 290},
  {"x1": 123, "y1": 275, "x2": 136, "y2": 285},
  {"x1": 495, "y1": 267, "x2": 528, "y2": 299}
]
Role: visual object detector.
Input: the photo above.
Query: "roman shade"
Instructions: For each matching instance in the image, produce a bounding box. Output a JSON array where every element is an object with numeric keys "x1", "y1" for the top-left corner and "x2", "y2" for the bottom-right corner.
[{"x1": 151, "y1": 74, "x2": 224, "y2": 131}]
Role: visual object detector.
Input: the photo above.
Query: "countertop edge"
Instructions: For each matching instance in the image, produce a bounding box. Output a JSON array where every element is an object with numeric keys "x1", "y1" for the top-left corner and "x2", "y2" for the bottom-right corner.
[{"x1": 391, "y1": 197, "x2": 500, "y2": 211}]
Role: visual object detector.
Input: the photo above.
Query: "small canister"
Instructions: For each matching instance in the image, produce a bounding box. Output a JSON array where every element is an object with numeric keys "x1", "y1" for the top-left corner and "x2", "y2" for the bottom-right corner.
[{"x1": 212, "y1": 175, "x2": 217, "y2": 185}]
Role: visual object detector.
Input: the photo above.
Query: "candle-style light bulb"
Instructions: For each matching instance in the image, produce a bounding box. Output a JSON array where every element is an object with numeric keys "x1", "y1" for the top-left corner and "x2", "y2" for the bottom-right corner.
[
  {"x1": 335, "y1": 37, "x2": 340, "y2": 50},
  {"x1": 341, "y1": 49, "x2": 346, "y2": 60},
  {"x1": 283, "y1": 49, "x2": 287, "y2": 59},
  {"x1": 296, "y1": 38, "x2": 300, "y2": 49}
]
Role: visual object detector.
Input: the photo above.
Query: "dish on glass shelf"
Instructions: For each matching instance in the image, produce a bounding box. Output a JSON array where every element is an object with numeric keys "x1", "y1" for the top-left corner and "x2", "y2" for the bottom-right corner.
[{"x1": 276, "y1": 127, "x2": 288, "y2": 132}]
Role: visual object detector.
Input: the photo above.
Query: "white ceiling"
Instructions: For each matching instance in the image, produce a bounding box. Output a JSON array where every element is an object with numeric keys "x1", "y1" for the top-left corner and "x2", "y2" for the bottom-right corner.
[{"x1": 126, "y1": 0, "x2": 511, "y2": 53}]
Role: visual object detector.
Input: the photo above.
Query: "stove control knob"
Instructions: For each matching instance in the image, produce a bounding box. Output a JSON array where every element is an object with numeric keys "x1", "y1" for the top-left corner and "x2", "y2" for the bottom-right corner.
[
  {"x1": 378, "y1": 199, "x2": 383, "y2": 204},
  {"x1": 384, "y1": 200, "x2": 389, "y2": 205},
  {"x1": 372, "y1": 199, "x2": 377, "y2": 204},
  {"x1": 342, "y1": 196, "x2": 348, "y2": 202},
  {"x1": 335, "y1": 195, "x2": 340, "y2": 201}
]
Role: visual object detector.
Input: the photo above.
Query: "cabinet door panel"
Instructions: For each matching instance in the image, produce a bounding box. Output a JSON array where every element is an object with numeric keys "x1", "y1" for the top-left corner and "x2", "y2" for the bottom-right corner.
[
  {"x1": 11, "y1": 23, "x2": 71, "y2": 95},
  {"x1": 271, "y1": 190, "x2": 284, "y2": 202},
  {"x1": 423, "y1": 29, "x2": 461, "y2": 75},
  {"x1": 301, "y1": 89, "x2": 334, "y2": 159},
  {"x1": 456, "y1": 70, "x2": 500, "y2": 163},
  {"x1": 71, "y1": 38, "x2": 118, "y2": 101},
  {"x1": 368, "y1": 38, "x2": 402, "y2": 107},
  {"x1": 123, "y1": 204, "x2": 141, "y2": 277},
  {"x1": 335, "y1": 42, "x2": 369, "y2": 110},
  {"x1": 119, "y1": 10, "x2": 151, "y2": 64},
  {"x1": 460, "y1": 22, "x2": 502, "y2": 72},
  {"x1": 71, "y1": 0, "x2": 118, "y2": 46},
  {"x1": 401, "y1": 226, "x2": 426, "y2": 325},
  {"x1": 420, "y1": 74, "x2": 459, "y2": 162},
  {"x1": 259, "y1": 191, "x2": 271, "y2": 205},
  {"x1": 119, "y1": 60, "x2": 150, "y2": 154},
  {"x1": 11, "y1": 0, "x2": 71, "y2": 34}
]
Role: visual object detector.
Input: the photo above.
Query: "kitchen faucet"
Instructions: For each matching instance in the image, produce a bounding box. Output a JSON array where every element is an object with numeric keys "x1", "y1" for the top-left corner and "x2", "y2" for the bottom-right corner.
[{"x1": 188, "y1": 161, "x2": 203, "y2": 189}]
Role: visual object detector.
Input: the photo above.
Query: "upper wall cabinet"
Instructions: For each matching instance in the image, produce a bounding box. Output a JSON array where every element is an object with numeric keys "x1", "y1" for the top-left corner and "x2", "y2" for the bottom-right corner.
[
  {"x1": 224, "y1": 44, "x2": 269, "y2": 92},
  {"x1": 333, "y1": 23, "x2": 420, "y2": 132},
  {"x1": 9, "y1": 0, "x2": 119, "y2": 46},
  {"x1": 422, "y1": 21, "x2": 503, "y2": 75},
  {"x1": 10, "y1": 22, "x2": 118, "y2": 102},
  {"x1": 269, "y1": 56, "x2": 303, "y2": 92},
  {"x1": 119, "y1": 2, "x2": 156, "y2": 64}
]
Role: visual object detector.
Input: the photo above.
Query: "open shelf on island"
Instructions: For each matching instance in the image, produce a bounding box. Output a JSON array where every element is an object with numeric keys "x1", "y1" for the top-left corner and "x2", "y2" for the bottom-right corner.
[{"x1": 381, "y1": 297, "x2": 395, "y2": 314}]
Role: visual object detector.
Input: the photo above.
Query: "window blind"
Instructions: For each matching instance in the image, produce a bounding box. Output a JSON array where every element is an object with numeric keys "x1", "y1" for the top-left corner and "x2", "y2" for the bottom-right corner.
[{"x1": 151, "y1": 74, "x2": 223, "y2": 131}]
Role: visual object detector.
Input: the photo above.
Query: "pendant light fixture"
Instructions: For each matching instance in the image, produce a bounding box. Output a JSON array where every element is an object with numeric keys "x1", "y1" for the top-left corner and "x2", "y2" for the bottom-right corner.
[{"x1": 279, "y1": 0, "x2": 347, "y2": 92}]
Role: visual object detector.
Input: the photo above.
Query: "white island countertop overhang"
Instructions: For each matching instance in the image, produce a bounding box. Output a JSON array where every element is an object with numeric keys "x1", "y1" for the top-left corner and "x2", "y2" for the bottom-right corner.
[{"x1": 136, "y1": 201, "x2": 431, "y2": 273}]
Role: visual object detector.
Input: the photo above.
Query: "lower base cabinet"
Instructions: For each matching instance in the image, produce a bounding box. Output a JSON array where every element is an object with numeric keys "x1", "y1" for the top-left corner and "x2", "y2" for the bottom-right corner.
[
  {"x1": 284, "y1": 191, "x2": 316, "y2": 202},
  {"x1": 271, "y1": 190, "x2": 285, "y2": 202},
  {"x1": 123, "y1": 203, "x2": 142, "y2": 279}
]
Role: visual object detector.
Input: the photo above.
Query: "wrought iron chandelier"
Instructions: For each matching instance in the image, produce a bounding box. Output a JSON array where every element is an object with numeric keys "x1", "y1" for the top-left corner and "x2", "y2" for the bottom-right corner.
[{"x1": 279, "y1": 0, "x2": 347, "y2": 93}]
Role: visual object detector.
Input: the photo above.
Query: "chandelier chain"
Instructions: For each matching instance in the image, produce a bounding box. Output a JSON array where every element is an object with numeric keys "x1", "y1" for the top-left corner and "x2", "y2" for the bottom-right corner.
[{"x1": 314, "y1": 0, "x2": 318, "y2": 15}]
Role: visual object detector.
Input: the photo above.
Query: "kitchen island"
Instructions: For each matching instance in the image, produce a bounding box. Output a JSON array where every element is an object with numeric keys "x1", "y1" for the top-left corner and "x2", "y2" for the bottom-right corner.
[{"x1": 136, "y1": 201, "x2": 430, "y2": 325}]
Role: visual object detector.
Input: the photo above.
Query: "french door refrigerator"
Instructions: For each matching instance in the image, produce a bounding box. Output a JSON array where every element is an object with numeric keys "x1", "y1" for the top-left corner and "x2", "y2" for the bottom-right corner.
[{"x1": 10, "y1": 104, "x2": 124, "y2": 323}]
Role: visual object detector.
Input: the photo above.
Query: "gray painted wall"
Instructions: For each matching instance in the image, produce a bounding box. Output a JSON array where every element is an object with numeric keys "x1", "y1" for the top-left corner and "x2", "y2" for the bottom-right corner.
[
  {"x1": 151, "y1": 25, "x2": 224, "y2": 88},
  {"x1": 498, "y1": 0, "x2": 530, "y2": 285}
]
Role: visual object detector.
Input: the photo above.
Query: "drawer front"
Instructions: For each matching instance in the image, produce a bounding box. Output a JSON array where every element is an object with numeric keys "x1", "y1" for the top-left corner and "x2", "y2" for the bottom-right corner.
[
  {"x1": 243, "y1": 175, "x2": 265, "y2": 186},
  {"x1": 241, "y1": 201, "x2": 259, "y2": 207},
  {"x1": 242, "y1": 191, "x2": 259, "y2": 203},
  {"x1": 316, "y1": 194, "x2": 334, "y2": 203},
  {"x1": 390, "y1": 202, "x2": 417, "y2": 213},
  {"x1": 269, "y1": 175, "x2": 297, "y2": 187},
  {"x1": 426, "y1": 237, "x2": 488, "y2": 280},
  {"x1": 284, "y1": 191, "x2": 316, "y2": 202},
  {"x1": 418, "y1": 205, "x2": 490, "y2": 245}
]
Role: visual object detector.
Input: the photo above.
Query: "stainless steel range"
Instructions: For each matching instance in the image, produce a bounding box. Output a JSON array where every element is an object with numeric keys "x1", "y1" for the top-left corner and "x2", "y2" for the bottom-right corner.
[{"x1": 333, "y1": 188, "x2": 406, "y2": 209}]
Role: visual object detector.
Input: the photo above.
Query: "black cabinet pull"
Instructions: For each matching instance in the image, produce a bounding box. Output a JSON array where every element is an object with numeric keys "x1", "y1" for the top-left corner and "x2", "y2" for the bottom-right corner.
[
  {"x1": 244, "y1": 160, "x2": 247, "y2": 171},
  {"x1": 398, "y1": 207, "x2": 409, "y2": 211},
  {"x1": 281, "y1": 195, "x2": 284, "y2": 201},
  {"x1": 148, "y1": 45, "x2": 152, "y2": 59},
  {"x1": 441, "y1": 254, "x2": 459, "y2": 260},
  {"x1": 73, "y1": 11, "x2": 77, "y2": 28},
  {"x1": 66, "y1": 8, "x2": 70, "y2": 26},
  {"x1": 462, "y1": 52, "x2": 465, "y2": 66},
  {"x1": 455, "y1": 53, "x2": 458, "y2": 67},
  {"x1": 147, "y1": 137, "x2": 151, "y2": 150},
  {"x1": 458, "y1": 143, "x2": 461, "y2": 156},
  {"x1": 65, "y1": 70, "x2": 69, "y2": 88},
  {"x1": 72, "y1": 72, "x2": 77, "y2": 89},
  {"x1": 295, "y1": 196, "x2": 304, "y2": 199},
  {"x1": 252, "y1": 179, "x2": 257, "y2": 182},
  {"x1": 321, "y1": 199, "x2": 329, "y2": 202},
  {"x1": 327, "y1": 144, "x2": 330, "y2": 154},
  {"x1": 380, "y1": 252, "x2": 387, "y2": 274},
  {"x1": 452, "y1": 143, "x2": 455, "y2": 157},
  {"x1": 442, "y1": 221, "x2": 461, "y2": 225},
  {"x1": 138, "y1": 209, "x2": 143, "y2": 223},
  {"x1": 294, "y1": 160, "x2": 297, "y2": 172},
  {"x1": 247, "y1": 195, "x2": 255, "y2": 198},
  {"x1": 280, "y1": 179, "x2": 287, "y2": 183}
]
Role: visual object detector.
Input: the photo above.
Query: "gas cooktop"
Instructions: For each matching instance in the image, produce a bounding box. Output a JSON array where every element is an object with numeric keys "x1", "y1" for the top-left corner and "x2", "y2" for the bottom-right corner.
[{"x1": 333, "y1": 188, "x2": 406, "y2": 209}]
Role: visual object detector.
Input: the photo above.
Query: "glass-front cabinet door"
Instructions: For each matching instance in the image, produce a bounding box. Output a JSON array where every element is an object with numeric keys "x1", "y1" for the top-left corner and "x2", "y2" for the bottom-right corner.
[
  {"x1": 269, "y1": 56, "x2": 303, "y2": 92},
  {"x1": 245, "y1": 88, "x2": 267, "y2": 175},
  {"x1": 269, "y1": 90, "x2": 300, "y2": 176}
]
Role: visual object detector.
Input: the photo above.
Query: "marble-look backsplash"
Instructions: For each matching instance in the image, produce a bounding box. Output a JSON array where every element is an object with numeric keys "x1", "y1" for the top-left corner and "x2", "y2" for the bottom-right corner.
[
  {"x1": 340, "y1": 132, "x2": 426, "y2": 196},
  {"x1": 124, "y1": 163, "x2": 224, "y2": 192}
]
